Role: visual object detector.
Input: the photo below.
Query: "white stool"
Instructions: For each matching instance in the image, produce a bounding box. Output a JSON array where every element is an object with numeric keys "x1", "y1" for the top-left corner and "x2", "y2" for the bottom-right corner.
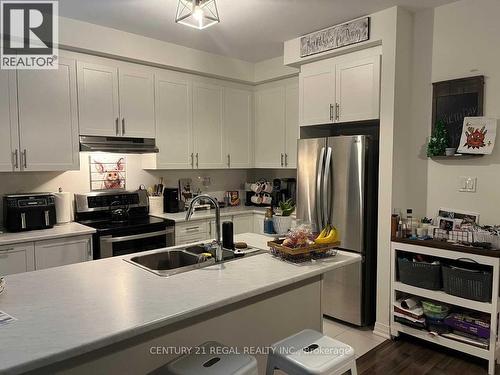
[
  {"x1": 158, "y1": 341, "x2": 258, "y2": 375},
  {"x1": 266, "y1": 329, "x2": 357, "y2": 375}
]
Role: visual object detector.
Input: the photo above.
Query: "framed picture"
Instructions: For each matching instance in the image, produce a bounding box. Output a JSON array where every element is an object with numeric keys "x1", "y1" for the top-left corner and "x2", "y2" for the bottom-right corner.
[
  {"x1": 89, "y1": 155, "x2": 126, "y2": 191},
  {"x1": 457, "y1": 117, "x2": 497, "y2": 154},
  {"x1": 432, "y1": 76, "x2": 484, "y2": 149},
  {"x1": 438, "y1": 207, "x2": 480, "y2": 225}
]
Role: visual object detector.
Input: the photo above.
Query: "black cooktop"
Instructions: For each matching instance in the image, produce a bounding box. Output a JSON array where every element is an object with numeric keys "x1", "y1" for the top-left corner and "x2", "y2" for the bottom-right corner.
[{"x1": 78, "y1": 216, "x2": 174, "y2": 236}]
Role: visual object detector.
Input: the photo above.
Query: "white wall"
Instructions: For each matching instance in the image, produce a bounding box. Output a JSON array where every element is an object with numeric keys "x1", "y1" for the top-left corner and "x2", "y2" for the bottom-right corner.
[{"x1": 426, "y1": 0, "x2": 500, "y2": 225}]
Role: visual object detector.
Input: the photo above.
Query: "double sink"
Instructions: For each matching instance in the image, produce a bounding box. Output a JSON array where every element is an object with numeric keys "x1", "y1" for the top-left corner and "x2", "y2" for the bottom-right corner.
[{"x1": 125, "y1": 245, "x2": 259, "y2": 277}]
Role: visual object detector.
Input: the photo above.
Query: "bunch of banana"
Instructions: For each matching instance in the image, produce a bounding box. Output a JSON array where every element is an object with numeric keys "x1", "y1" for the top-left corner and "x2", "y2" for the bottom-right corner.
[{"x1": 314, "y1": 225, "x2": 338, "y2": 244}]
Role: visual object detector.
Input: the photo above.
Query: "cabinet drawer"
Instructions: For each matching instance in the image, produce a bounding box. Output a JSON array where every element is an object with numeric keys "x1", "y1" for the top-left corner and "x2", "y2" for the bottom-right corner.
[
  {"x1": 175, "y1": 234, "x2": 207, "y2": 246},
  {"x1": 176, "y1": 221, "x2": 209, "y2": 237}
]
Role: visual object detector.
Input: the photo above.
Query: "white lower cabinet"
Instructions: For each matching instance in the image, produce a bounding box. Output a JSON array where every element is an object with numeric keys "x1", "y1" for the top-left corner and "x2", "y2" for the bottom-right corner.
[
  {"x1": 232, "y1": 215, "x2": 253, "y2": 235},
  {"x1": 34, "y1": 236, "x2": 93, "y2": 270},
  {"x1": 0, "y1": 243, "x2": 35, "y2": 276},
  {"x1": 253, "y1": 214, "x2": 265, "y2": 235}
]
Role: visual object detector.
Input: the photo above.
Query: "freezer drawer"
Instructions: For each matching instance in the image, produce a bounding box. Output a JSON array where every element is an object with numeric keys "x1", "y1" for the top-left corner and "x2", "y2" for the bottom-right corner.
[{"x1": 322, "y1": 260, "x2": 363, "y2": 325}]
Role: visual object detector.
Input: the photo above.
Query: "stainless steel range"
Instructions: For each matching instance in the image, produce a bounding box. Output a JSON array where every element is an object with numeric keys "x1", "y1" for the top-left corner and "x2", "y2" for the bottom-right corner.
[{"x1": 75, "y1": 190, "x2": 175, "y2": 259}]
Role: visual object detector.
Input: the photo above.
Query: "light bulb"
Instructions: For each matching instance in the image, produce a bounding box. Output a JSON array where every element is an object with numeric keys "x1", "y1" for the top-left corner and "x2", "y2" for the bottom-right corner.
[{"x1": 193, "y1": 6, "x2": 203, "y2": 22}]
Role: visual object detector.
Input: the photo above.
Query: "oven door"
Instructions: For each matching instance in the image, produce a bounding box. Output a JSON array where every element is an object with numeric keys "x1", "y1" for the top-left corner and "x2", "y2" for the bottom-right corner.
[{"x1": 99, "y1": 227, "x2": 175, "y2": 258}]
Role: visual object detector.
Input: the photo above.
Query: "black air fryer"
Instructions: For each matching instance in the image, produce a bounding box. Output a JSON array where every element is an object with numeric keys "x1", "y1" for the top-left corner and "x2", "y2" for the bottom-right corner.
[
  {"x1": 163, "y1": 188, "x2": 180, "y2": 213},
  {"x1": 3, "y1": 193, "x2": 57, "y2": 232}
]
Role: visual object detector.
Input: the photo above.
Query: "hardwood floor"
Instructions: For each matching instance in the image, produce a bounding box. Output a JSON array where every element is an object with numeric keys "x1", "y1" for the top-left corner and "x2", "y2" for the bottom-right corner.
[{"x1": 357, "y1": 335, "x2": 498, "y2": 374}]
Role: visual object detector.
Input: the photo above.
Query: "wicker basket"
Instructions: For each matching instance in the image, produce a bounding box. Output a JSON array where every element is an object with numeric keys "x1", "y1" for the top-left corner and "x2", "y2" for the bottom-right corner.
[
  {"x1": 442, "y1": 262, "x2": 492, "y2": 302},
  {"x1": 398, "y1": 257, "x2": 442, "y2": 290},
  {"x1": 268, "y1": 240, "x2": 340, "y2": 263}
]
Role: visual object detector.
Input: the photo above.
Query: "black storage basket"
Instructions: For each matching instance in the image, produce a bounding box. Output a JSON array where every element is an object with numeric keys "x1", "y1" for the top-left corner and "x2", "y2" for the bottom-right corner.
[
  {"x1": 442, "y1": 261, "x2": 492, "y2": 302},
  {"x1": 398, "y1": 257, "x2": 442, "y2": 290}
]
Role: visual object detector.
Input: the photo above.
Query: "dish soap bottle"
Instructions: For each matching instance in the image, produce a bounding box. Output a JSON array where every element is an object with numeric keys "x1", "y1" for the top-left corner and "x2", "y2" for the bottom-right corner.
[{"x1": 264, "y1": 206, "x2": 275, "y2": 234}]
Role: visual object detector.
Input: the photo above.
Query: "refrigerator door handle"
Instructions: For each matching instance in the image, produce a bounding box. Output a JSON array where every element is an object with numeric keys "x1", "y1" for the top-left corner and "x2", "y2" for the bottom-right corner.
[
  {"x1": 323, "y1": 147, "x2": 332, "y2": 226},
  {"x1": 316, "y1": 147, "x2": 326, "y2": 230}
]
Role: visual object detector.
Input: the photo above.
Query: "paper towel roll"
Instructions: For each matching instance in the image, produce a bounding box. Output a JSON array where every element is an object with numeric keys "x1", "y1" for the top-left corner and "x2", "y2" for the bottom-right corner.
[{"x1": 54, "y1": 192, "x2": 72, "y2": 224}]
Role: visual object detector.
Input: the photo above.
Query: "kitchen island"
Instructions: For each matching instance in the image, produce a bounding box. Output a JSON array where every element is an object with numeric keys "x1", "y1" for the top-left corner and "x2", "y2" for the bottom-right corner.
[{"x1": 0, "y1": 233, "x2": 361, "y2": 375}]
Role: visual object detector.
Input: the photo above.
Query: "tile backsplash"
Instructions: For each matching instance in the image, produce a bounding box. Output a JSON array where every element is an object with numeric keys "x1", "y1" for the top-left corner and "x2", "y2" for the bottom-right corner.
[{"x1": 0, "y1": 153, "x2": 295, "y2": 225}]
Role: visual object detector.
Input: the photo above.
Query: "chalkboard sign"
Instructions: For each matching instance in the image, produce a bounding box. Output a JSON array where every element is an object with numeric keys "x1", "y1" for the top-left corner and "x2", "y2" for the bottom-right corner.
[{"x1": 432, "y1": 76, "x2": 484, "y2": 149}]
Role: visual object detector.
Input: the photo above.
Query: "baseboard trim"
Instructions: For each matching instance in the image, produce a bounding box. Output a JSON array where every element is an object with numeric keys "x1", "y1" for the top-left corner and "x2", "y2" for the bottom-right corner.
[{"x1": 373, "y1": 321, "x2": 391, "y2": 339}]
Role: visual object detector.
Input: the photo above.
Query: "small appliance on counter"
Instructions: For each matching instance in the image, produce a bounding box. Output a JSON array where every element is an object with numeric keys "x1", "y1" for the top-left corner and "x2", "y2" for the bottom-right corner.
[
  {"x1": 163, "y1": 188, "x2": 180, "y2": 213},
  {"x1": 3, "y1": 193, "x2": 57, "y2": 232}
]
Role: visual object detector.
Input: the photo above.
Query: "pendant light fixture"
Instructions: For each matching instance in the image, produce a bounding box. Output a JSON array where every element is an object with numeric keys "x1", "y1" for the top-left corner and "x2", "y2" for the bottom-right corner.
[{"x1": 175, "y1": 0, "x2": 220, "y2": 30}]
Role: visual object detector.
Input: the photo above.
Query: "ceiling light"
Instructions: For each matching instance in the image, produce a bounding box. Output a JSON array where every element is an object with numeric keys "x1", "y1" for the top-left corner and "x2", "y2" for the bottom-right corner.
[{"x1": 175, "y1": 0, "x2": 220, "y2": 30}]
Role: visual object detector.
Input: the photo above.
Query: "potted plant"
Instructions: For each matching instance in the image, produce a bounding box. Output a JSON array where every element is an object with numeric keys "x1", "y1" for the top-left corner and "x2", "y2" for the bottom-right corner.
[
  {"x1": 273, "y1": 199, "x2": 296, "y2": 235},
  {"x1": 427, "y1": 120, "x2": 449, "y2": 157}
]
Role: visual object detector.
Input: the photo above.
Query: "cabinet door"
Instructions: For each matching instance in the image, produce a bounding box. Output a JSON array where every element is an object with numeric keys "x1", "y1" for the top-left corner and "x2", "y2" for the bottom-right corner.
[
  {"x1": 34, "y1": 236, "x2": 92, "y2": 270},
  {"x1": 254, "y1": 86, "x2": 286, "y2": 168},
  {"x1": 77, "y1": 61, "x2": 120, "y2": 137},
  {"x1": 285, "y1": 83, "x2": 299, "y2": 169},
  {"x1": 299, "y1": 62, "x2": 335, "y2": 126},
  {"x1": 335, "y1": 55, "x2": 381, "y2": 123},
  {"x1": 119, "y1": 68, "x2": 156, "y2": 138},
  {"x1": 193, "y1": 82, "x2": 225, "y2": 169},
  {"x1": 0, "y1": 70, "x2": 19, "y2": 172},
  {"x1": 253, "y1": 214, "x2": 264, "y2": 235},
  {"x1": 17, "y1": 57, "x2": 79, "y2": 171},
  {"x1": 232, "y1": 215, "x2": 253, "y2": 235},
  {"x1": 0, "y1": 243, "x2": 35, "y2": 276},
  {"x1": 224, "y1": 87, "x2": 253, "y2": 168},
  {"x1": 154, "y1": 73, "x2": 193, "y2": 169}
]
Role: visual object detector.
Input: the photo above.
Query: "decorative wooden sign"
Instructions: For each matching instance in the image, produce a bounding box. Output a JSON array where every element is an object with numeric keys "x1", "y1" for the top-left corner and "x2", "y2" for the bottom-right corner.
[
  {"x1": 300, "y1": 17, "x2": 370, "y2": 58},
  {"x1": 432, "y1": 76, "x2": 484, "y2": 149}
]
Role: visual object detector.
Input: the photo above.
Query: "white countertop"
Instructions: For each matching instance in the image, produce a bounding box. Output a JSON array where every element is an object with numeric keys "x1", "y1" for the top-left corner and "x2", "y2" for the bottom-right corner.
[
  {"x1": 0, "y1": 233, "x2": 360, "y2": 374},
  {"x1": 152, "y1": 205, "x2": 268, "y2": 222},
  {"x1": 0, "y1": 222, "x2": 96, "y2": 246}
]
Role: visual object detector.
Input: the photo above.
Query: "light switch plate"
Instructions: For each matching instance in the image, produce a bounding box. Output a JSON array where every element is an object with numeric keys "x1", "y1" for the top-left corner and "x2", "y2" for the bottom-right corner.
[{"x1": 459, "y1": 176, "x2": 477, "y2": 192}]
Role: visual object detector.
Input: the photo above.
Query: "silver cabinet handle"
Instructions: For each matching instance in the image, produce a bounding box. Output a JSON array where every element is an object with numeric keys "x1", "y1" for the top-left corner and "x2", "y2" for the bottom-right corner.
[
  {"x1": 227, "y1": 154, "x2": 231, "y2": 168},
  {"x1": 330, "y1": 104, "x2": 334, "y2": 121},
  {"x1": 13, "y1": 149, "x2": 19, "y2": 169},
  {"x1": 335, "y1": 103, "x2": 340, "y2": 121},
  {"x1": 22, "y1": 149, "x2": 27, "y2": 169},
  {"x1": 190, "y1": 153, "x2": 194, "y2": 168},
  {"x1": 122, "y1": 118, "x2": 125, "y2": 135},
  {"x1": 196, "y1": 153, "x2": 199, "y2": 168},
  {"x1": 280, "y1": 153, "x2": 284, "y2": 167},
  {"x1": 285, "y1": 153, "x2": 288, "y2": 167},
  {"x1": 115, "y1": 118, "x2": 119, "y2": 135},
  {"x1": 87, "y1": 242, "x2": 92, "y2": 260}
]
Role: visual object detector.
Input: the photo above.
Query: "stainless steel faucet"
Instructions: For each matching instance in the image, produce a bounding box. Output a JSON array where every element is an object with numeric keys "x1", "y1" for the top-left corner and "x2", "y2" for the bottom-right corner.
[{"x1": 185, "y1": 195, "x2": 222, "y2": 262}]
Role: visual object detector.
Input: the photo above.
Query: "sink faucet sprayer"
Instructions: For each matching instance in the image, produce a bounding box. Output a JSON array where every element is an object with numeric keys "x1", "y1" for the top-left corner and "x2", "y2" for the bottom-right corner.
[{"x1": 185, "y1": 195, "x2": 222, "y2": 262}]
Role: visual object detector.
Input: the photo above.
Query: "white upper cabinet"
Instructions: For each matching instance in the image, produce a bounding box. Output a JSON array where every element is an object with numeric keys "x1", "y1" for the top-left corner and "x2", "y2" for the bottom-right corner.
[
  {"x1": 192, "y1": 82, "x2": 225, "y2": 169},
  {"x1": 118, "y1": 69, "x2": 155, "y2": 138},
  {"x1": 299, "y1": 61, "x2": 335, "y2": 126},
  {"x1": 285, "y1": 83, "x2": 299, "y2": 169},
  {"x1": 0, "y1": 71, "x2": 18, "y2": 172},
  {"x1": 77, "y1": 61, "x2": 120, "y2": 137},
  {"x1": 152, "y1": 73, "x2": 193, "y2": 169},
  {"x1": 254, "y1": 86, "x2": 286, "y2": 168},
  {"x1": 224, "y1": 87, "x2": 253, "y2": 169},
  {"x1": 17, "y1": 57, "x2": 80, "y2": 171},
  {"x1": 299, "y1": 48, "x2": 381, "y2": 126},
  {"x1": 335, "y1": 55, "x2": 381, "y2": 123}
]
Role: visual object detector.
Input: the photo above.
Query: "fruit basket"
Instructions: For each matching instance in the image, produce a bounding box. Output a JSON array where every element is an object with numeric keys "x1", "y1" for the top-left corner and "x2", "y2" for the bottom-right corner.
[{"x1": 268, "y1": 239, "x2": 341, "y2": 263}]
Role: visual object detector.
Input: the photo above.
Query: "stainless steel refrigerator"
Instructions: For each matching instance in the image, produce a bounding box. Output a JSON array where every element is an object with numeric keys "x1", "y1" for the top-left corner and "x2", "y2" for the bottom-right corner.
[{"x1": 297, "y1": 135, "x2": 378, "y2": 326}]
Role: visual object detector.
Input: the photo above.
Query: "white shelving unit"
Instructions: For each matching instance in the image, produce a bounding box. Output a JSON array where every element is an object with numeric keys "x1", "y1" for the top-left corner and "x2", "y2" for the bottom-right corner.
[{"x1": 391, "y1": 240, "x2": 500, "y2": 374}]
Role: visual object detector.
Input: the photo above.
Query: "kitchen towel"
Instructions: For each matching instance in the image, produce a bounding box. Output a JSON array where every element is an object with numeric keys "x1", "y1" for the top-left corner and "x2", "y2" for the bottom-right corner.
[{"x1": 54, "y1": 191, "x2": 72, "y2": 223}]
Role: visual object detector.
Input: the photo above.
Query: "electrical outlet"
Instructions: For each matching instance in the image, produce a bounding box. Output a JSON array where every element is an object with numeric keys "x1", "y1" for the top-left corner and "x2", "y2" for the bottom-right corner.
[{"x1": 459, "y1": 176, "x2": 477, "y2": 192}]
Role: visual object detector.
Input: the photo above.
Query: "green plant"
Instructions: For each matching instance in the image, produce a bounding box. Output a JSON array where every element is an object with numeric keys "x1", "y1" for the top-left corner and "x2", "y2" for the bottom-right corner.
[
  {"x1": 427, "y1": 120, "x2": 449, "y2": 157},
  {"x1": 278, "y1": 199, "x2": 296, "y2": 216}
]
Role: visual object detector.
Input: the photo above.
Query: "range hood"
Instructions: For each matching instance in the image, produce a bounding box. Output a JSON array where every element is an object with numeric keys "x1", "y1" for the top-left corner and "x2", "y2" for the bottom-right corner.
[{"x1": 79, "y1": 136, "x2": 159, "y2": 154}]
